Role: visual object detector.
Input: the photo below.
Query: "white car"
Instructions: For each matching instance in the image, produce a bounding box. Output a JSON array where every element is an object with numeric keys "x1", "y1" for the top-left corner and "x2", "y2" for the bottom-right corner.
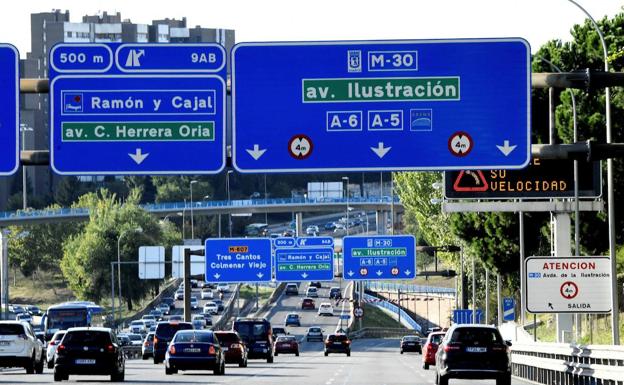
[
  {"x1": 46, "y1": 330, "x2": 66, "y2": 369},
  {"x1": 217, "y1": 283, "x2": 230, "y2": 293},
  {"x1": 306, "y1": 225, "x2": 320, "y2": 236},
  {"x1": 203, "y1": 302, "x2": 218, "y2": 315},
  {"x1": 127, "y1": 333, "x2": 144, "y2": 346},
  {"x1": 175, "y1": 290, "x2": 184, "y2": 300},
  {"x1": 200, "y1": 288, "x2": 214, "y2": 300},
  {"x1": 129, "y1": 320, "x2": 146, "y2": 335},
  {"x1": 16, "y1": 313, "x2": 33, "y2": 324},
  {"x1": 306, "y1": 287, "x2": 319, "y2": 298},
  {"x1": 318, "y1": 303, "x2": 334, "y2": 316},
  {"x1": 190, "y1": 297, "x2": 199, "y2": 310},
  {"x1": 0, "y1": 321, "x2": 45, "y2": 373},
  {"x1": 157, "y1": 303, "x2": 170, "y2": 315}
]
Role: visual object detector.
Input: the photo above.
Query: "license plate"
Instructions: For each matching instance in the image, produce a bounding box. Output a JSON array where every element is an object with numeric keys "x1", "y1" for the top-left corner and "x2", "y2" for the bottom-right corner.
[
  {"x1": 466, "y1": 347, "x2": 487, "y2": 353},
  {"x1": 222, "y1": 347, "x2": 228, "y2": 351},
  {"x1": 280, "y1": 344, "x2": 290, "y2": 347},
  {"x1": 0, "y1": 341, "x2": 10, "y2": 346},
  {"x1": 333, "y1": 342, "x2": 342, "y2": 345},
  {"x1": 75, "y1": 359, "x2": 96, "y2": 364},
  {"x1": 184, "y1": 348, "x2": 201, "y2": 353}
]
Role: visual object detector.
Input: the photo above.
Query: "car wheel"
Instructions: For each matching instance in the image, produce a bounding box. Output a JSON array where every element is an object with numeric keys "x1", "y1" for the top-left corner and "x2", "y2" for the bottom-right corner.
[
  {"x1": 497, "y1": 374, "x2": 512, "y2": 385},
  {"x1": 423, "y1": 363, "x2": 429, "y2": 370},
  {"x1": 239, "y1": 357, "x2": 247, "y2": 368},
  {"x1": 267, "y1": 355, "x2": 274, "y2": 363},
  {"x1": 26, "y1": 353, "x2": 36, "y2": 374},
  {"x1": 48, "y1": 358, "x2": 55, "y2": 369},
  {"x1": 111, "y1": 369, "x2": 125, "y2": 382},
  {"x1": 142, "y1": 354, "x2": 148, "y2": 360},
  {"x1": 35, "y1": 353, "x2": 44, "y2": 374},
  {"x1": 438, "y1": 373, "x2": 448, "y2": 385},
  {"x1": 400, "y1": 350, "x2": 403, "y2": 354},
  {"x1": 295, "y1": 351, "x2": 299, "y2": 357},
  {"x1": 154, "y1": 357, "x2": 161, "y2": 365},
  {"x1": 324, "y1": 351, "x2": 328, "y2": 356},
  {"x1": 275, "y1": 352, "x2": 279, "y2": 356},
  {"x1": 346, "y1": 351, "x2": 350, "y2": 357},
  {"x1": 306, "y1": 338, "x2": 310, "y2": 342},
  {"x1": 165, "y1": 366, "x2": 176, "y2": 375},
  {"x1": 53, "y1": 369, "x2": 64, "y2": 382}
]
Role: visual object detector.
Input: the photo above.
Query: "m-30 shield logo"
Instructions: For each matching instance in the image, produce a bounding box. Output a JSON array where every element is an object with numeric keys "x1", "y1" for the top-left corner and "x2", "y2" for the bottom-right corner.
[{"x1": 348, "y1": 50, "x2": 361, "y2": 73}]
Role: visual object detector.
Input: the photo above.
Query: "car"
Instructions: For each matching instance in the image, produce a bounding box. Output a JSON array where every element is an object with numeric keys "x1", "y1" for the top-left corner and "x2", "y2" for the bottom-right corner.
[
  {"x1": 192, "y1": 315, "x2": 206, "y2": 329},
  {"x1": 400, "y1": 335, "x2": 422, "y2": 354},
  {"x1": 333, "y1": 224, "x2": 347, "y2": 235},
  {"x1": 47, "y1": 330, "x2": 66, "y2": 369},
  {"x1": 305, "y1": 225, "x2": 319, "y2": 236},
  {"x1": 175, "y1": 291, "x2": 184, "y2": 300},
  {"x1": 426, "y1": 327, "x2": 442, "y2": 336},
  {"x1": 153, "y1": 321, "x2": 194, "y2": 364},
  {"x1": 285, "y1": 283, "x2": 299, "y2": 295},
  {"x1": 0, "y1": 321, "x2": 45, "y2": 374},
  {"x1": 301, "y1": 298, "x2": 316, "y2": 310},
  {"x1": 309, "y1": 281, "x2": 322, "y2": 288},
  {"x1": 272, "y1": 327, "x2": 288, "y2": 336},
  {"x1": 8, "y1": 304, "x2": 25, "y2": 314},
  {"x1": 269, "y1": 233, "x2": 281, "y2": 238},
  {"x1": 157, "y1": 303, "x2": 170, "y2": 315},
  {"x1": 149, "y1": 309, "x2": 163, "y2": 321},
  {"x1": 117, "y1": 334, "x2": 131, "y2": 347},
  {"x1": 318, "y1": 303, "x2": 334, "y2": 316},
  {"x1": 212, "y1": 299, "x2": 224, "y2": 312},
  {"x1": 168, "y1": 315, "x2": 183, "y2": 322},
  {"x1": 190, "y1": 297, "x2": 199, "y2": 310},
  {"x1": 197, "y1": 280, "x2": 205, "y2": 288},
  {"x1": 324, "y1": 333, "x2": 351, "y2": 356},
  {"x1": 129, "y1": 320, "x2": 147, "y2": 335},
  {"x1": 53, "y1": 327, "x2": 125, "y2": 382},
  {"x1": 423, "y1": 331, "x2": 446, "y2": 369},
  {"x1": 284, "y1": 313, "x2": 301, "y2": 327},
  {"x1": 329, "y1": 287, "x2": 342, "y2": 299},
  {"x1": 306, "y1": 327, "x2": 324, "y2": 342},
  {"x1": 142, "y1": 332, "x2": 155, "y2": 360},
  {"x1": 274, "y1": 335, "x2": 299, "y2": 356},
  {"x1": 16, "y1": 312, "x2": 33, "y2": 324},
  {"x1": 216, "y1": 283, "x2": 230, "y2": 293},
  {"x1": 305, "y1": 286, "x2": 319, "y2": 298},
  {"x1": 190, "y1": 279, "x2": 198, "y2": 288},
  {"x1": 282, "y1": 229, "x2": 294, "y2": 237},
  {"x1": 201, "y1": 288, "x2": 214, "y2": 300},
  {"x1": 324, "y1": 222, "x2": 336, "y2": 231},
  {"x1": 127, "y1": 333, "x2": 143, "y2": 347},
  {"x1": 162, "y1": 297, "x2": 175, "y2": 310},
  {"x1": 202, "y1": 314, "x2": 213, "y2": 327},
  {"x1": 214, "y1": 331, "x2": 248, "y2": 367},
  {"x1": 26, "y1": 305, "x2": 42, "y2": 316},
  {"x1": 434, "y1": 324, "x2": 512, "y2": 385},
  {"x1": 142, "y1": 314, "x2": 157, "y2": 325},
  {"x1": 232, "y1": 317, "x2": 274, "y2": 363},
  {"x1": 203, "y1": 302, "x2": 218, "y2": 315},
  {"x1": 164, "y1": 330, "x2": 225, "y2": 375}
]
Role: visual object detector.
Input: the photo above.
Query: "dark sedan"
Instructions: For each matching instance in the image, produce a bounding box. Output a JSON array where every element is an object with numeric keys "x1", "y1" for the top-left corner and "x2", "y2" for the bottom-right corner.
[
  {"x1": 400, "y1": 335, "x2": 422, "y2": 354},
  {"x1": 274, "y1": 335, "x2": 299, "y2": 356},
  {"x1": 164, "y1": 330, "x2": 225, "y2": 375},
  {"x1": 324, "y1": 333, "x2": 351, "y2": 356},
  {"x1": 214, "y1": 331, "x2": 248, "y2": 367},
  {"x1": 435, "y1": 324, "x2": 511, "y2": 385}
]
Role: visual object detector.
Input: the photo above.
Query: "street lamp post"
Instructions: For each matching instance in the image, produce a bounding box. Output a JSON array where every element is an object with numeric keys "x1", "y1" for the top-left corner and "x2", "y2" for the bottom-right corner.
[
  {"x1": 116, "y1": 227, "x2": 142, "y2": 321},
  {"x1": 190, "y1": 180, "x2": 198, "y2": 240},
  {"x1": 182, "y1": 200, "x2": 187, "y2": 240},
  {"x1": 342, "y1": 177, "x2": 349, "y2": 236},
  {"x1": 226, "y1": 170, "x2": 233, "y2": 237},
  {"x1": 567, "y1": 0, "x2": 618, "y2": 345},
  {"x1": 19, "y1": 124, "x2": 33, "y2": 210}
]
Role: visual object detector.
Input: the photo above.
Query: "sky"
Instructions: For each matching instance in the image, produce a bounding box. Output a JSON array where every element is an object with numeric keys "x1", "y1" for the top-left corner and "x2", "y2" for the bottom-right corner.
[{"x1": 1, "y1": 0, "x2": 622, "y2": 54}]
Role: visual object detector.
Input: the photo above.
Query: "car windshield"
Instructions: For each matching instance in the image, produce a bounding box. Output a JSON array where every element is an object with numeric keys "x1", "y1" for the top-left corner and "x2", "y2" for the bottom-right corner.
[
  {"x1": 156, "y1": 323, "x2": 193, "y2": 338},
  {"x1": 128, "y1": 334, "x2": 142, "y2": 341},
  {"x1": 63, "y1": 330, "x2": 111, "y2": 345},
  {"x1": 214, "y1": 332, "x2": 239, "y2": 343},
  {"x1": 0, "y1": 324, "x2": 25, "y2": 335},
  {"x1": 277, "y1": 336, "x2": 296, "y2": 342},
  {"x1": 287, "y1": 314, "x2": 298, "y2": 319},
  {"x1": 450, "y1": 328, "x2": 502, "y2": 345},
  {"x1": 234, "y1": 322, "x2": 269, "y2": 342},
  {"x1": 174, "y1": 331, "x2": 213, "y2": 343},
  {"x1": 131, "y1": 321, "x2": 143, "y2": 325},
  {"x1": 430, "y1": 334, "x2": 444, "y2": 344},
  {"x1": 403, "y1": 336, "x2": 419, "y2": 341},
  {"x1": 52, "y1": 332, "x2": 66, "y2": 341},
  {"x1": 309, "y1": 328, "x2": 321, "y2": 333},
  {"x1": 328, "y1": 335, "x2": 348, "y2": 342}
]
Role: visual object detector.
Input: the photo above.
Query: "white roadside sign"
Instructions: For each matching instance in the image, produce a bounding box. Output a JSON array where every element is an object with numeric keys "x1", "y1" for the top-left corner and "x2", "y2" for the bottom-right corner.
[
  {"x1": 525, "y1": 256, "x2": 612, "y2": 314},
  {"x1": 138, "y1": 246, "x2": 165, "y2": 279},
  {"x1": 172, "y1": 245, "x2": 205, "y2": 278}
]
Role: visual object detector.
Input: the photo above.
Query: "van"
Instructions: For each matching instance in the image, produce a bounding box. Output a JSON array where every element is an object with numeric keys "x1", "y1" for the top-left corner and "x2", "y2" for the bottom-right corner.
[{"x1": 232, "y1": 318, "x2": 274, "y2": 363}]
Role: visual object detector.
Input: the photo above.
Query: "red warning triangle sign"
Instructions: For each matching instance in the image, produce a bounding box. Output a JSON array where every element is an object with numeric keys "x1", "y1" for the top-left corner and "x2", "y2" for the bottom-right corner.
[{"x1": 453, "y1": 170, "x2": 489, "y2": 192}]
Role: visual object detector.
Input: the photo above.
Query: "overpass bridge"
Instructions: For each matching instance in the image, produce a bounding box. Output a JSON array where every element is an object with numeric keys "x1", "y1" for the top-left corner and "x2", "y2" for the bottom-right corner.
[{"x1": 0, "y1": 196, "x2": 403, "y2": 226}]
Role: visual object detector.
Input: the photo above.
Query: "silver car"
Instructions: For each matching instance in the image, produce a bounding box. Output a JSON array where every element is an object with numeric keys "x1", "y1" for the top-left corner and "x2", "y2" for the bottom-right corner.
[
  {"x1": 46, "y1": 330, "x2": 66, "y2": 369},
  {"x1": 142, "y1": 332, "x2": 154, "y2": 360}
]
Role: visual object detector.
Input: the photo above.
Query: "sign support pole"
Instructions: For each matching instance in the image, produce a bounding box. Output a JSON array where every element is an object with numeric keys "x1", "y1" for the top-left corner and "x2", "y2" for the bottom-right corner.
[
  {"x1": 0, "y1": 230, "x2": 9, "y2": 320},
  {"x1": 553, "y1": 213, "x2": 574, "y2": 343},
  {"x1": 184, "y1": 247, "x2": 191, "y2": 322},
  {"x1": 472, "y1": 254, "x2": 476, "y2": 323},
  {"x1": 485, "y1": 268, "x2": 490, "y2": 324},
  {"x1": 497, "y1": 274, "x2": 502, "y2": 326},
  {"x1": 519, "y1": 211, "x2": 525, "y2": 327},
  {"x1": 110, "y1": 262, "x2": 115, "y2": 328}
]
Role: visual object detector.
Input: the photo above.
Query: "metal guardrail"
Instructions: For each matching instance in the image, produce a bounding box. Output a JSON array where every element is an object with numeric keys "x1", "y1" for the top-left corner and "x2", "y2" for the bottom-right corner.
[
  {"x1": 348, "y1": 327, "x2": 412, "y2": 339},
  {"x1": 365, "y1": 281, "x2": 456, "y2": 296},
  {"x1": 212, "y1": 284, "x2": 240, "y2": 330},
  {"x1": 0, "y1": 196, "x2": 401, "y2": 221},
  {"x1": 511, "y1": 342, "x2": 624, "y2": 385},
  {"x1": 363, "y1": 293, "x2": 421, "y2": 332}
]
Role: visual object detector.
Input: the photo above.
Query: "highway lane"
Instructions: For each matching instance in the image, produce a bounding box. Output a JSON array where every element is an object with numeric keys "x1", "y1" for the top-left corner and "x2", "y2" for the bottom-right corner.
[{"x1": 0, "y1": 340, "x2": 534, "y2": 384}]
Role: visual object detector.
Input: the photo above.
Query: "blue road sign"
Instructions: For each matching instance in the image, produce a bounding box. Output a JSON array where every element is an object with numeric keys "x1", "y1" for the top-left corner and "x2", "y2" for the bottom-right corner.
[
  {"x1": 275, "y1": 237, "x2": 334, "y2": 282},
  {"x1": 343, "y1": 235, "x2": 416, "y2": 280},
  {"x1": 49, "y1": 43, "x2": 226, "y2": 175},
  {"x1": 0, "y1": 44, "x2": 19, "y2": 176},
  {"x1": 503, "y1": 297, "x2": 515, "y2": 321},
  {"x1": 205, "y1": 238, "x2": 272, "y2": 283},
  {"x1": 232, "y1": 39, "x2": 530, "y2": 173},
  {"x1": 453, "y1": 309, "x2": 483, "y2": 324}
]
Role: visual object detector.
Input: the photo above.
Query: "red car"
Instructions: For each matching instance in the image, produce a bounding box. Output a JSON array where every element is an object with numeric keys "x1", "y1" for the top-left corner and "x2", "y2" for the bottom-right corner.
[
  {"x1": 274, "y1": 335, "x2": 299, "y2": 356},
  {"x1": 422, "y1": 331, "x2": 446, "y2": 369},
  {"x1": 214, "y1": 331, "x2": 248, "y2": 367},
  {"x1": 301, "y1": 298, "x2": 315, "y2": 310}
]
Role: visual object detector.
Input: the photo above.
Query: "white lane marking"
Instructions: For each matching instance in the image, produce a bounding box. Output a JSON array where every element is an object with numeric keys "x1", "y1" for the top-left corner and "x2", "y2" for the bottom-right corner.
[{"x1": 335, "y1": 281, "x2": 354, "y2": 332}]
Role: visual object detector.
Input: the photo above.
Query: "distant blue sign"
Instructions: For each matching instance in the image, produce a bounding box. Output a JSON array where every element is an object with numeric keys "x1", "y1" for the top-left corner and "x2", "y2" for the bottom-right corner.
[
  {"x1": 49, "y1": 43, "x2": 226, "y2": 175},
  {"x1": 503, "y1": 297, "x2": 515, "y2": 322},
  {"x1": 343, "y1": 235, "x2": 416, "y2": 280},
  {"x1": 453, "y1": 309, "x2": 483, "y2": 324},
  {"x1": 0, "y1": 44, "x2": 19, "y2": 176},
  {"x1": 232, "y1": 39, "x2": 531, "y2": 173},
  {"x1": 275, "y1": 237, "x2": 334, "y2": 282},
  {"x1": 205, "y1": 238, "x2": 272, "y2": 283}
]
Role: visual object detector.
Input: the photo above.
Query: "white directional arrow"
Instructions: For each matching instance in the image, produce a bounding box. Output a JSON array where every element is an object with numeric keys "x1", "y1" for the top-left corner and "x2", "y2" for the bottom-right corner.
[
  {"x1": 246, "y1": 144, "x2": 267, "y2": 160},
  {"x1": 404, "y1": 270, "x2": 412, "y2": 276},
  {"x1": 347, "y1": 271, "x2": 355, "y2": 277},
  {"x1": 257, "y1": 272, "x2": 264, "y2": 279},
  {"x1": 301, "y1": 272, "x2": 309, "y2": 279},
  {"x1": 496, "y1": 140, "x2": 517, "y2": 156},
  {"x1": 371, "y1": 142, "x2": 391, "y2": 158},
  {"x1": 213, "y1": 273, "x2": 221, "y2": 280},
  {"x1": 376, "y1": 270, "x2": 383, "y2": 276},
  {"x1": 128, "y1": 148, "x2": 149, "y2": 164}
]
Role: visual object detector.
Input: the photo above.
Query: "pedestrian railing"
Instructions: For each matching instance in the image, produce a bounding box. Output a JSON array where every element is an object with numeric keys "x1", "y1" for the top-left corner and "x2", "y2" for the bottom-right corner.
[
  {"x1": 365, "y1": 281, "x2": 455, "y2": 297},
  {"x1": 511, "y1": 342, "x2": 624, "y2": 385},
  {"x1": 363, "y1": 293, "x2": 421, "y2": 332},
  {"x1": 348, "y1": 327, "x2": 412, "y2": 340}
]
